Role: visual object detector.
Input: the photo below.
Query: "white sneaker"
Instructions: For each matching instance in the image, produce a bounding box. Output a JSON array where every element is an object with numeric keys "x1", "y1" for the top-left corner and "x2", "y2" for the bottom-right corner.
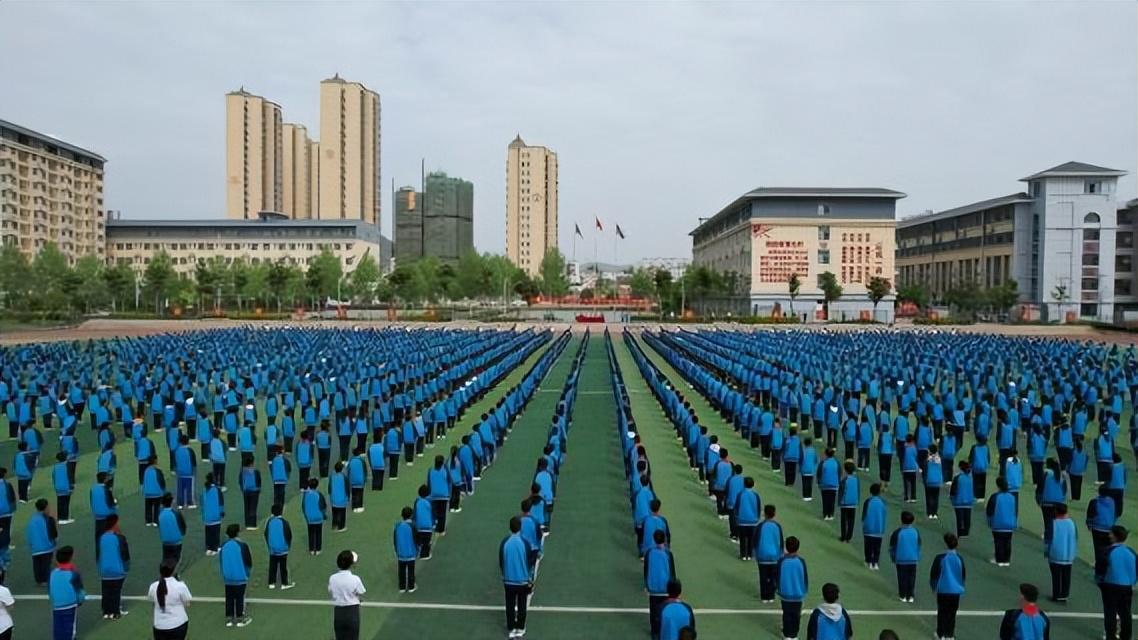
[
  {"x1": 409, "y1": 586, "x2": 417, "y2": 593},
  {"x1": 281, "y1": 582, "x2": 296, "y2": 590},
  {"x1": 268, "y1": 583, "x2": 276, "y2": 589}
]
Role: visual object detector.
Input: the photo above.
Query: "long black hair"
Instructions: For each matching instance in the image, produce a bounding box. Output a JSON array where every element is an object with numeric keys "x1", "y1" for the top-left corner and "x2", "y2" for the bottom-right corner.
[{"x1": 156, "y1": 560, "x2": 177, "y2": 611}]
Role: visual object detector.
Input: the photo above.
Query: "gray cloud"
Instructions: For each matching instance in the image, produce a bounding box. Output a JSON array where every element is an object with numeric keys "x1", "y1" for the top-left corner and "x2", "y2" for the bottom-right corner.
[{"x1": 1, "y1": 1, "x2": 1133, "y2": 264}]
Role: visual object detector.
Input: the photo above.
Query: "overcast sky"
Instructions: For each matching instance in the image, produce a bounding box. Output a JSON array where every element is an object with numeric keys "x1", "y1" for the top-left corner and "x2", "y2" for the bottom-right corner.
[{"x1": 2, "y1": 2, "x2": 1135, "y2": 264}]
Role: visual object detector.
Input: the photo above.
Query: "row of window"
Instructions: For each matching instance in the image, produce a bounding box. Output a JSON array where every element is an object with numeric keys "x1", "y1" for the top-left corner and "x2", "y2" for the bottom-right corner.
[{"x1": 112, "y1": 241, "x2": 354, "y2": 252}]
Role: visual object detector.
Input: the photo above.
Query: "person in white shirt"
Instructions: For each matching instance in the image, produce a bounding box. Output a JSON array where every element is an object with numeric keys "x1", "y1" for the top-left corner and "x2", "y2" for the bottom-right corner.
[
  {"x1": 148, "y1": 560, "x2": 192, "y2": 639},
  {"x1": 328, "y1": 550, "x2": 366, "y2": 640},
  {"x1": 0, "y1": 582, "x2": 13, "y2": 640}
]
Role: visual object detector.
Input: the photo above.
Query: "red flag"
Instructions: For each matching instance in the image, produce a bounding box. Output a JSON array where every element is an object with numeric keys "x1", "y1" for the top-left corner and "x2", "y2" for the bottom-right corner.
[{"x1": 595, "y1": 216, "x2": 603, "y2": 231}]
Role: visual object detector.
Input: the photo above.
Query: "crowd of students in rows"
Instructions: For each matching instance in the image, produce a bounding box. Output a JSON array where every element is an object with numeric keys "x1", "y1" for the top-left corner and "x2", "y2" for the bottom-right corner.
[
  {"x1": 0, "y1": 326, "x2": 570, "y2": 639},
  {"x1": 498, "y1": 330, "x2": 586, "y2": 639},
  {"x1": 637, "y1": 328, "x2": 1137, "y2": 640}
]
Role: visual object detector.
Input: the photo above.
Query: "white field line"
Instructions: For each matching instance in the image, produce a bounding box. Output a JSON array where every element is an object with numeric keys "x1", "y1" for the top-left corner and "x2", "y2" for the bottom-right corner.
[{"x1": 7, "y1": 594, "x2": 1120, "y2": 618}]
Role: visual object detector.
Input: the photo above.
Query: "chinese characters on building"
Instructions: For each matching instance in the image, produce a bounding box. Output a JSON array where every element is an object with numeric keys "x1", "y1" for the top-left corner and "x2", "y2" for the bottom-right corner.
[{"x1": 758, "y1": 239, "x2": 808, "y2": 283}]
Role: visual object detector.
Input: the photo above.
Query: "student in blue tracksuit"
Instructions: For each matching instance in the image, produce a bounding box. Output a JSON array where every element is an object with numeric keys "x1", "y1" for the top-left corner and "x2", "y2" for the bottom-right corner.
[
  {"x1": 987, "y1": 477, "x2": 1018, "y2": 566},
  {"x1": 861, "y1": 483, "x2": 887, "y2": 570},
  {"x1": 930, "y1": 533, "x2": 966, "y2": 640},
  {"x1": 208, "y1": 430, "x2": 227, "y2": 490},
  {"x1": 97, "y1": 515, "x2": 130, "y2": 620},
  {"x1": 28, "y1": 498, "x2": 58, "y2": 585},
  {"x1": 756, "y1": 505, "x2": 784, "y2": 602},
  {"x1": 296, "y1": 433, "x2": 315, "y2": 490},
  {"x1": 173, "y1": 435, "x2": 196, "y2": 509},
  {"x1": 500, "y1": 516, "x2": 533, "y2": 639},
  {"x1": 1046, "y1": 504, "x2": 1076, "y2": 602},
  {"x1": 725, "y1": 464, "x2": 745, "y2": 541},
  {"x1": 890, "y1": 510, "x2": 921, "y2": 602},
  {"x1": 219, "y1": 524, "x2": 253, "y2": 628},
  {"x1": 658, "y1": 580, "x2": 695, "y2": 640},
  {"x1": 157, "y1": 493, "x2": 186, "y2": 564},
  {"x1": 777, "y1": 536, "x2": 808, "y2": 640},
  {"x1": 49, "y1": 546, "x2": 85, "y2": 640},
  {"x1": 806, "y1": 582, "x2": 853, "y2": 640},
  {"x1": 735, "y1": 478, "x2": 761, "y2": 560},
  {"x1": 644, "y1": 530, "x2": 676, "y2": 640},
  {"x1": 264, "y1": 504, "x2": 295, "y2": 590},
  {"x1": 817, "y1": 449, "x2": 840, "y2": 521},
  {"x1": 413, "y1": 485, "x2": 434, "y2": 559},
  {"x1": 923, "y1": 444, "x2": 945, "y2": 520},
  {"x1": 142, "y1": 456, "x2": 166, "y2": 526},
  {"x1": 394, "y1": 506, "x2": 417, "y2": 592},
  {"x1": 427, "y1": 455, "x2": 452, "y2": 534},
  {"x1": 1036, "y1": 459, "x2": 1067, "y2": 545},
  {"x1": 239, "y1": 455, "x2": 262, "y2": 530},
  {"x1": 329, "y1": 462, "x2": 350, "y2": 532},
  {"x1": 949, "y1": 461, "x2": 974, "y2": 538},
  {"x1": 1096, "y1": 525, "x2": 1137, "y2": 640},
  {"x1": 999, "y1": 583, "x2": 1050, "y2": 640},
  {"x1": 302, "y1": 478, "x2": 327, "y2": 555},
  {"x1": 1087, "y1": 485, "x2": 1117, "y2": 563},
  {"x1": 269, "y1": 446, "x2": 291, "y2": 509},
  {"x1": 52, "y1": 452, "x2": 74, "y2": 525},
  {"x1": 201, "y1": 473, "x2": 224, "y2": 555},
  {"x1": 838, "y1": 462, "x2": 860, "y2": 543},
  {"x1": 801, "y1": 437, "x2": 818, "y2": 500},
  {"x1": 347, "y1": 449, "x2": 367, "y2": 512},
  {"x1": 367, "y1": 439, "x2": 386, "y2": 491},
  {"x1": 13, "y1": 443, "x2": 33, "y2": 502},
  {"x1": 316, "y1": 423, "x2": 333, "y2": 478},
  {"x1": 383, "y1": 426, "x2": 402, "y2": 480}
]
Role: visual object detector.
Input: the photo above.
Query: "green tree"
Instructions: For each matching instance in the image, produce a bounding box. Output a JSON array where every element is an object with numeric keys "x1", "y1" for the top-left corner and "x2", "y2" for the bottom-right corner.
[
  {"x1": 867, "y1": 276, "x2": 891, "y2": 319},
  {"x1": 629, "y1": 267, "x2": 656, "y2": 299},
  {"x1": 102, "y1": 262, "x2": 136, "y2": 311},
  {"x1": 0, "y1": 244, "x2": 32, "y2": 309},
  {"x1": 349, "y1": 252, "x2": 381, "y2": 303},
  {"x1": 896, "y1": 282, "x2": 930, "y2": 309},
  {"x1": 986, "y1": 280, "x2": 1019, "y2": 319},
  {"x1": 306, "y1": 248, "x2": 343, "y2": 306},
  {"x1": 72, "y1": 255, "x2": 107, "y2": 313},
  {"x1": 944, "y1": 280, "x2": 984, "y2": 320},
  {"x1": 538, "y1": 248, "x2": 569, "y2": 298},
  {"x1": 31, "y1": 243, "x2": 71, "y2": 313},
  {"x1": 453, "y1": 252, "x2": 491, "y2": 301},
  {"x1": 387, "y1": 264, "x2": 422, "y2": 306},
  {"x1": 142, "y1": 250, "x2": 176, "y2": 314},
  {"x1": 242, "y1": 261, "x2": 271, "y2": 309},
  {"x1": 514, "y1": 274, "x2": 540, "y2": 300},
  {"x1": 787, "y1": 272, "x2": 801, "y2": 317},
  {"x1": 485, "y1": 254, "x2": 525, "y2": 303},
  {"x1": 1050, "y1": 284, "x2": 1070, "y2": 322},
  {"x1": 229, "y1": 260, "x2": 251, "y2": 311},
  {"x1": 818, "y1": 271, "x2": 843, "y2": 318},
  {"x1": 653, "y1": 268, "x2": 674, "y2": 317}
]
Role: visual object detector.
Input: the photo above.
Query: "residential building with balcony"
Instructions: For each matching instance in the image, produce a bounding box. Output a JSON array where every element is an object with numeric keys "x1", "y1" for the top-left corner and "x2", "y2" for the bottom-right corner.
[{"x1": 0, "y1": 118, "x2": 106, "y2": 263}]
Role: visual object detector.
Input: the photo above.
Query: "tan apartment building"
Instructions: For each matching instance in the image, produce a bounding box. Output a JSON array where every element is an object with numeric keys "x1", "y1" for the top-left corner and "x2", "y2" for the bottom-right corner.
[
  {"x1": 106, "y1": 212, "x2": 388, "y2": 277},
  {"x1": 505, "y1": 135, "x2": 558, "y2": 275},
  {"x1": 0, "y1": 118, "x2": 106, "y2": 264},
  {"x1": 691, "y1": 187, "x2": 903, "y2": 320},
  {"x1": 282, "y1": 123, "x2": 316, "y2": 219},
  {"x1": 226, "y1": 89, "x2": 283, "y2": 220},
  {"x1": 318, "y1": 75, "x2": 380, "y2": 225}
]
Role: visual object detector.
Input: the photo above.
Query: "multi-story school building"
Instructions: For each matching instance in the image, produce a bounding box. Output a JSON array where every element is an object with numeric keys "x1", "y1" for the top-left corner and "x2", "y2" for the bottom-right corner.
[
  {"x1": 690, "y1": 187, "x2": 904, "y2": 321},
  {"x1": 896, "y1": 162, "x2": 1134, "y2": 322}
]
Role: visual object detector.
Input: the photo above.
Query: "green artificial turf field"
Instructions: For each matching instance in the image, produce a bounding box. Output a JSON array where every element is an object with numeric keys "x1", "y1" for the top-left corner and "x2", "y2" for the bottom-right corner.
[{"x1": 0, "y1": 328, "x2": 1132, "y2": 640}]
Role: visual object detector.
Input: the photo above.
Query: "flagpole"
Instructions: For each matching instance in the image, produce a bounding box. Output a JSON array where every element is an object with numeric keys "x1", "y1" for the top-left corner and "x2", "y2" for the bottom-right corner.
[{"x1": 572, "y1": 225, "x2": 577, "y2": 264}]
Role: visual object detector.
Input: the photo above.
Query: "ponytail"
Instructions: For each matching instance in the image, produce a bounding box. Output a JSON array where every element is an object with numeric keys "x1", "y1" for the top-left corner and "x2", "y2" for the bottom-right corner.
[{"x1": 157, "y1": 560, "x2": 176, "y2": 611}]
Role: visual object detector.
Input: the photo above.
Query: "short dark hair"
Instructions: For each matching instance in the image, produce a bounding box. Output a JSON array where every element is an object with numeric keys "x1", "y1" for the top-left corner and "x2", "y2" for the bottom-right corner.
[
  {"x1": 785, "y1": 536, "x2": 800, "y2": 553},
  {"x1": 653, "y1": 530, "x2": 666, "y2": 545},
  {"x1": 271, "y1": 503, "x2": 283, "y2": 517},
  {"x1": 337, "y1": 550, "x2": 355, "y2": 570},
  {"x1": 509, "y1": 516, "x2": 521, "y2": 533},
  {"x1": 226, "y1": 523, "x2": 241, "y2": 538},
  {"x1": 56, "y1": 546, "x2": 75, "y2": 563},
  {"x1": 401, "y1": 506, "x2": 413, "y2": 519},
  {"x1": 901, "y1": 510, "x2": 915, "y2": 525},
  {"x1": 764, "y1": 505, "x2": 776, "y2": 518},
  {"x1": 1111, "y1": 525, "x2": 1129, "y2": 543},
  {"x1": 878, "y1": 631, "x2": 900, "y2": 640},
  {"x1": 667, "y1": 579, "x2": 682, "y2": 598},
  {"x1": 944, "y1": 532, "x2": 959, "y2": 549},
  {"x1": 35, "y1": 498, "x2": 48, "y2": 512},
  {"x1": 1020, "y1": 583, "x2": 1039, "y2": 603},
  {"x1": 821, "y1": 582, "x2": 840, "y2": 603}
]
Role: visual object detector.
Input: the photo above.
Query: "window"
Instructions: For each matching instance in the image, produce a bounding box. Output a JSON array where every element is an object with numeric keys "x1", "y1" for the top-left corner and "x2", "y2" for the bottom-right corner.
[
  {"x1": 1085, "y1": 181, "x2": 1102, "y2": 194},
  {"x1": 1117, "y1": 255, "x2": 1134, "y2": 272},
  {"x1": 1084, "y1": 212, "x2": 1101, "y2": 224},
  {"x1": 1084, "y1": 229, "x2": 1100, "y2": 241},
  {"x1": 1082, "y1": 277, "x2": 1099, "y2": 290},
  {"x1": 1031, "y1": 181, "x2": 1041, "y2": 197},
  {"x1": 818, "y1": 225, "x2": 830, "y2": 241},
  {"x1": 1120, "y1": 232, "x2": 1134, "y2": 249},
  {"x1": 1081, "y1": 303, "x2": 1099, "y2": 318},
  {"x1": 817, "y1": 204, "x2": 830, "y2": 216},
  {"x1": 818, "y1": 249, "x2": 830, "y2": 264},
  {"x1": 1082, "y1": 252, "x2": 1099, "y2": 266},
  {"x1": 1116, "y1": 279, "x2": 1134, "y2": 296}
]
